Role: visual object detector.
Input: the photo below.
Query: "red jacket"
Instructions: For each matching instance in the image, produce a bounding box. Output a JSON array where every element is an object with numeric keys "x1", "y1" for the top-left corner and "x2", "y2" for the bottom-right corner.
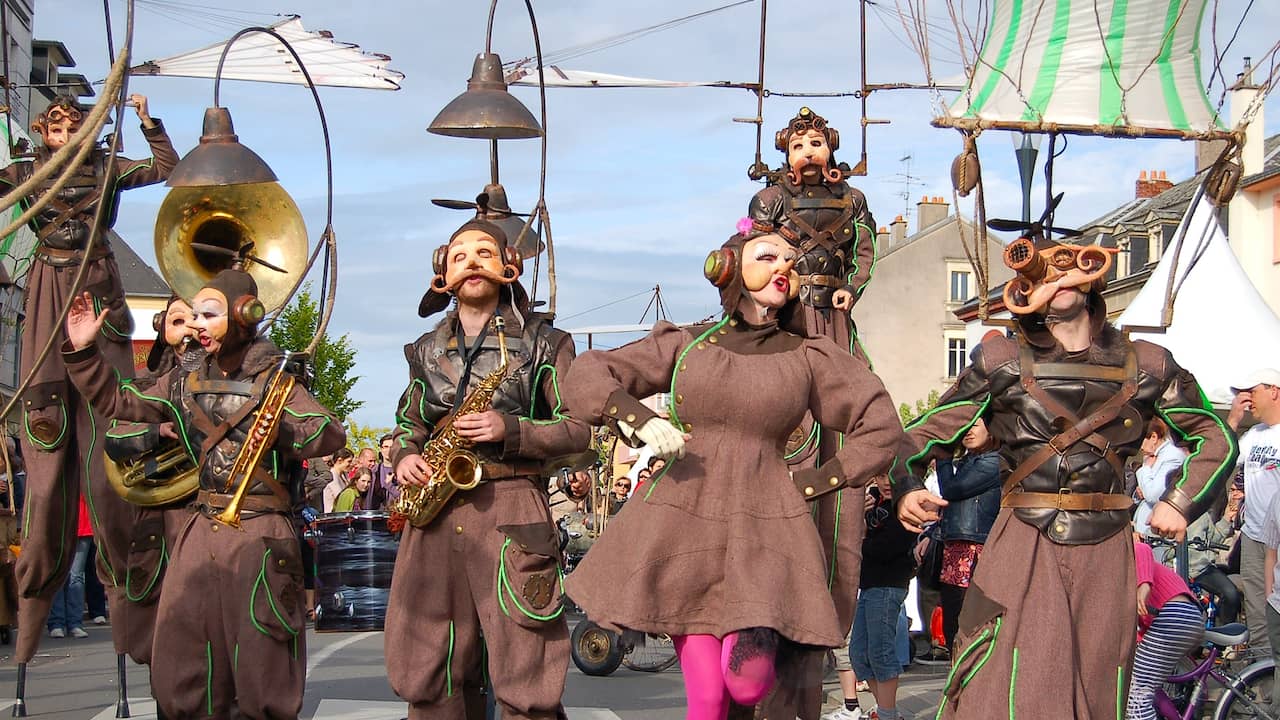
[{"x1": 77, "y1": 496, "x2": 93, "y2": 538}]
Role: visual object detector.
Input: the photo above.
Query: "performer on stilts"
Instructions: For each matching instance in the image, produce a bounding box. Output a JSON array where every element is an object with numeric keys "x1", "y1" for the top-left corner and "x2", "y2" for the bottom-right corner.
[
  {"x1": 101, "y1": 295, "x2": 199, "y2": 715},
  {"x1": 0, "y1": 94, "x2": 177, "y2": 684},
  {"x1": 562, "y1": 229, "x2": 901, "y2": 720},
  {"x1": 62, "y1": 268, "x2": 345, "y2": 719},
  {"x1": 384, "y1": 216, "x2": 590, "y2": 720},
  {"x1": 894, "y1": 232, "x2": 1236, "y2": 718},
  {"x1": 745, "y1": 107, "x2": 880, "y2": 719}
]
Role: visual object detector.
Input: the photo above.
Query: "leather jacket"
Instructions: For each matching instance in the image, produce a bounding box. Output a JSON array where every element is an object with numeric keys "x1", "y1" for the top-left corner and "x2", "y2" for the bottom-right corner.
[
  {"x1": 937, "y1": 452, "x2": 1003, "y2": 544},
  {"x1": 65, "y1": 336, "x2": 346, "y2": 510},
  {"x1": 894, "y1": 329, "x2": 1237, "y2": 545},
  {"x1": 748, "y1": 179, "x2": 876, "y2": 309},
  {"x1": 0, "y1": 120, "x2": 178, "y2": 252},
  {"x1": 390, "y1": 304, "x2": 590, "y2": 476}
]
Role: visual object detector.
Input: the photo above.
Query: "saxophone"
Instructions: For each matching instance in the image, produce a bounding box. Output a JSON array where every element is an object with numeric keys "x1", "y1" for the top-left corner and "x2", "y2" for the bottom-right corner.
[{"x1": 390, "y1": 316, "x2": 509, "y2": 529}]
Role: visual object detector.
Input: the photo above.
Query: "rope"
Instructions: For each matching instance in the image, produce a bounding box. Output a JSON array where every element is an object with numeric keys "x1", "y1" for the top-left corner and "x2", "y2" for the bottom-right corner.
[{"x1": 0, "y1": 1, "x2": 136, "y2": 426}]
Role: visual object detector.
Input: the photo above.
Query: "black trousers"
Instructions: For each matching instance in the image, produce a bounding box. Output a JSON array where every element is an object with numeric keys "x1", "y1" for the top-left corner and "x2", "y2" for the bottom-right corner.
[
  {"x1": 1194, "y1": 565, "x2": 1241, "y2": 626},
  {"x1": 939, "y1": 581, "x2": 967, "y2": 650}
]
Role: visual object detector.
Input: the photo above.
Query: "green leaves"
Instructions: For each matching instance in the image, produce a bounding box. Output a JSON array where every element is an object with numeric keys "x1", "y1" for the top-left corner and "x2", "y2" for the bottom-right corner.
[{"x1": 267, "y1": 283, "x2": 362, "y2": 422}]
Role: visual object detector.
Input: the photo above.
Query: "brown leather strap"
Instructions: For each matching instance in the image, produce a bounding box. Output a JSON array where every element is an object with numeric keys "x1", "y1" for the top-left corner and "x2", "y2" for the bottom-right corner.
[
  {"x1": 783, "y1": 192, "x2": 854, "y2": 246},
  {"x1": 35, "y1": 184, "x2": 101, "y2": 242},
  {"x1": 1004, "y1": 342, "x2": 1139, "y2": 495},
  {"x1": 34, "y1": 244, "x2": 110, "y2": 267},
  {"x1": 194, "y1": 489, "x2": 289, "y2": 513},
  {"x1": 796, "y1": 274, "x2": 844, "y2": 288},
  {"x1": 1001, "y1": 491, "x2": 1134, "y2": 511},
  {"x1": 481, "y1": 462, "x2": 545, "y2": 481}
]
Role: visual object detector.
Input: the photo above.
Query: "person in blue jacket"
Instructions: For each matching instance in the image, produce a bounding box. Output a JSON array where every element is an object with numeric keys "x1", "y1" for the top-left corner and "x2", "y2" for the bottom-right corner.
[{"x1": 935, "y1": 416, "x2": 1003, "y2": 650}]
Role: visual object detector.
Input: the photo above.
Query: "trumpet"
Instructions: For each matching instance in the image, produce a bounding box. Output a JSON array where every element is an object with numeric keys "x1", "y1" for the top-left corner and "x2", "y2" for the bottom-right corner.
[{"x1": 215, "y1": 355, "x2": 296, "y2": 528}]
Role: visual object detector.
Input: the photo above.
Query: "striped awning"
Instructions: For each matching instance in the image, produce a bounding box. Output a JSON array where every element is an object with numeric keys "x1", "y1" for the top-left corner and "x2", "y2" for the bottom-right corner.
[{"x1": 940, "y1": 0, "x2": 1227, "y2": 139}]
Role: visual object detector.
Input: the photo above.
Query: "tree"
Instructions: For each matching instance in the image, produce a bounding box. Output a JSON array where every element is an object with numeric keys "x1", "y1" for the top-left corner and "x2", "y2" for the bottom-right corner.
[
  {"x1": 267, "y1": 283, "x2": 362, "y2": 421},
  {"x1": 347, "y1": 421, "x2": 392, "y2": 450},
  {"x1": 898, "y1": 389, "x2": 941, "y2": 426}
]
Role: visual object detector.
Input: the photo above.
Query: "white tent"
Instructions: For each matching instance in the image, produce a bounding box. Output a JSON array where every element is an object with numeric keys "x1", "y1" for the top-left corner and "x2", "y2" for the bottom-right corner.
[{"x1": 1116, "y1": 194, "x2": 1280, "y2": 405}]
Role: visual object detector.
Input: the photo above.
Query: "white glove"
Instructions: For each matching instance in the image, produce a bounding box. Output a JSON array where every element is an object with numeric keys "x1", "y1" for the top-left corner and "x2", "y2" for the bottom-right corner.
[{"x1": 618, "y1": 418, "x2": 686, "y2": 461}]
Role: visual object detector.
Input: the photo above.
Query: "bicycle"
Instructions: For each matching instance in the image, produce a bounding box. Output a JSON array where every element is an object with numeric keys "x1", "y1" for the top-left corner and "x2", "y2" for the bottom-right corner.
[
  {"x1": 1151, "y1": 622, "x2": 1276, "y2": 720},
  {"x1": 569, "y1": 619, "x2": 679, "y2": 676}
]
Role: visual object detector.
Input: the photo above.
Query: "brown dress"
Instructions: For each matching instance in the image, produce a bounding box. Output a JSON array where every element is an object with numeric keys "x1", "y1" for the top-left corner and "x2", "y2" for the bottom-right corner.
[{"x1": 562, "y1": 318, "x2": 901, "y2": 648}]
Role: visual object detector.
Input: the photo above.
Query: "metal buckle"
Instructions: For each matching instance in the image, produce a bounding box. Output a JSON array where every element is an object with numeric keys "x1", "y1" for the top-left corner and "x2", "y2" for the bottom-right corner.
[
  {"x1": 1047, "y1": 436, "x2": 1070, "y2": 455},
  {"x1": 1056, "y1": 487, "x2": 1072, "y2": 510}
]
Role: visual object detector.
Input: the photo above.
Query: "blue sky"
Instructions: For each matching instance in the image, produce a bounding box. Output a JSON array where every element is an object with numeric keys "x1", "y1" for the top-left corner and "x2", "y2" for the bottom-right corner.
[{"x1": 35, "y1": 0, "x2": 1280, "y2": 433}]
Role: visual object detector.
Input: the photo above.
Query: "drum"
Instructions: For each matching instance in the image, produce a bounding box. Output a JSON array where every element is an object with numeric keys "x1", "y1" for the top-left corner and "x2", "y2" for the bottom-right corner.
[{"x1": 311, "y1": 511, "x2": 399, "y2": 632}]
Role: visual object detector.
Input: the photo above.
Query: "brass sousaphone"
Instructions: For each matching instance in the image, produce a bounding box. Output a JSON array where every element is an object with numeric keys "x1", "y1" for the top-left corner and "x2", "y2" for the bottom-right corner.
[{"x1": 105, "y1": 108, "x2": 308, "y2": 508}]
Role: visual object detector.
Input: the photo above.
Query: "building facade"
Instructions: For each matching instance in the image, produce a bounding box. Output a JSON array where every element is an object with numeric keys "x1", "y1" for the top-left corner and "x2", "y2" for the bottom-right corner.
[{"x1": 852, "y1": 196, "x2": 1012, "y2": 414}]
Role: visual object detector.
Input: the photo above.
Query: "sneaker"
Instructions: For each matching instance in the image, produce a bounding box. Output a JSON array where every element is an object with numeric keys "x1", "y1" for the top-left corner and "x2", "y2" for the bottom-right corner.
[
  {"x1": 821, "y1": 707, "x2": 865, "y2": 720},
  {"x1": 91, "y1": 615, "x2": 107, "y2": 626},
  {"x1": 855, "y1": 680, "x2": 870, "y2": 693},
  {"x1": 914, "y1": 646, "x2": 951, "y2": 665},
  {"x1": 48, "y1": 627, "x2": 65, "y2": 639},
  {"x1": 70, "y1": 627, "x2": 89, "y2": 638}
]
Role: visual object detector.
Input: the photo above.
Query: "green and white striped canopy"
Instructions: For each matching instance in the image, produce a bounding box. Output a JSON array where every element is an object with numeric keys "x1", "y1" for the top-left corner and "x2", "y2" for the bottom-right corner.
[{"x1": 943, "y1": 0, "x2": 1225, "y2": 138}]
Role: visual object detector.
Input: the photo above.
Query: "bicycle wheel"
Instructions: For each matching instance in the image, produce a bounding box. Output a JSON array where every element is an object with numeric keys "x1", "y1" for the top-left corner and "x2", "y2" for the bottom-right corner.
[
  {"x1": 622, "y1": 633, "x2": 678, "y2": 672},
  {"x1": 1213, "y1": 657, "x2": 1277, "y2": 720},
  {"x1": 570, "y1": 620, "x2": 624, "y2": 677}
]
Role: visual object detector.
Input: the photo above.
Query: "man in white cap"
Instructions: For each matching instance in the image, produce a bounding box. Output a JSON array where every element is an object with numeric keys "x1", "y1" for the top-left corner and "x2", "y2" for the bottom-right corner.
[{"x1": 1231, "y1": 368, "x2": 1280, "y2": 654}]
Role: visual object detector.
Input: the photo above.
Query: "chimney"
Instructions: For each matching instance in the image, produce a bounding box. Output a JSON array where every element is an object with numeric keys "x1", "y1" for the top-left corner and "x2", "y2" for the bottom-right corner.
[
  {"x1": 915, "y1": 195, "x2": 950, "y2": 231},
  {"x1": 876, "y1": 225, "x2": 890, "y2": 252},
  {"x1": 1231, "y1": 57, "x2": 1265, "y2": 176},
  {"x1": 1135, "y1": 169, "x2": 1173, "y2": 199},
  {"x1": 889, "y1": 215, "x2": 907, "y2": 248}
]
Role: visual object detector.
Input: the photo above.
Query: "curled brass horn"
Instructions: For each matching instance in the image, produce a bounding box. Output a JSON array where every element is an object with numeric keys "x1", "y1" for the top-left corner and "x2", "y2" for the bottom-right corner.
[{"x1": 154, "y1": 182, "x2": 308, "y2": 313}]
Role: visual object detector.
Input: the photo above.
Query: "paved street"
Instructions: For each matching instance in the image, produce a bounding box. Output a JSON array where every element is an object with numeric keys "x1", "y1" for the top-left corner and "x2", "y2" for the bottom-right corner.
[{"x1": 0, "y1": 621, "x2": 944, "y2": 719}]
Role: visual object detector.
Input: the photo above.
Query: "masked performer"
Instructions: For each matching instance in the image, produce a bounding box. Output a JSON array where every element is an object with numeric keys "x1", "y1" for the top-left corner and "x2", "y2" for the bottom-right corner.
[
  {"x1": 101, "y1": 295, "x2": 197, "y2": 672},
  {"x1": 562, "y1": 231, "x2": 901, "y2": 720},
  {"x1": 746, "y1": 107, "x2": 879, "y2": 720},
  {"x1": 894, "y1": 234, "x2": 1236, "y2": 718},
  {"x1": 62, "y1": 269, "x2": 345, "y2": 719},
  {"x1": 385, "y1": 218, "x2": 590, "y2": 720},
  {"x1": 0, "y1": 94, "x2": 179, "y2": 663}
]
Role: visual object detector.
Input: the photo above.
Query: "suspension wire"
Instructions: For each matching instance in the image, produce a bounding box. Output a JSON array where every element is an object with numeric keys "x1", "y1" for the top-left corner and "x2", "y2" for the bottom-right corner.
[{"x1": 558, "y1": 288, "x2": 655, "y2": 322}]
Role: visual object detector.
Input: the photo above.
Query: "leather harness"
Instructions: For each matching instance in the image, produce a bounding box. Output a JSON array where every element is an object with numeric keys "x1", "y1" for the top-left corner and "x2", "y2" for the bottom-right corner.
[
  {"x1": 1001, "y1": 342, "x2": 1139, "y2": 512},
  {"x1": 183, "y1": 372, "x2": 292, "y2": 508}
]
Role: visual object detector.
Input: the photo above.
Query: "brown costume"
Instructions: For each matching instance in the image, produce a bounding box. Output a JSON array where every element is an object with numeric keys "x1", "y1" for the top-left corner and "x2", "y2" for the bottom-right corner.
[
  {"x1": 0, "y1": 103, "x2": 179, "y2": 662},
  {"x1": 561, "y1": 233, "x2": 900, "y2": 683},
  {"x1": 891, "y1": 302, "x2": 1236, "y2": 718},
  {"x1": 747, "y1": 111, "x2": 879, "y2": 718},
  {"x1": 102, "y1": 296, "x2": 198, "y2": 666},
  {"x1": 63, "y1": 271, "x2": 345, "y2": 719},
  {"x1": 385, "y1": 219, "x2": 590, "y2": 720}
]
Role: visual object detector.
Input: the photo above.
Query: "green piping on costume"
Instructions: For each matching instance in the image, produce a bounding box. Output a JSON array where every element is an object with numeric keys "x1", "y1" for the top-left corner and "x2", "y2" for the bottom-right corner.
[
  {"x1": 904, "y1": 396, "x2": 992, "y2": 476},
  {"x1": 394, "y1": 378, "x2": 430, "y2": 451},
  {"x1": 283, "y1": 408, "x2": 331, "y2": 449},
  {"x1": 1116, "y1": 665, "x2": 1124, "y2": 720},
  {"x1": 1159, "y1": 405, "x2": 1238, "y2": 501},
  {"x1": 527, "y1": 363, "x2": 569, "y2": 426},
  {"x1": 936, "y1": 617, "x2": 1003, "y2": 720},
  {"x1": 115, "y1": 157, "x2": 153, "y2": 183},
  {"x1": 496, "y1": 538, "x2": 565, "y2": 621},
  {"x1": 105, "y1": 426, "x2": 149, "y2": 439},
  {"x1": 827, "y1": 490, "x2": 842, "y2": 589},
  {"x1": 81, "y1": 397, "x2": 117, "y2": 584},
  {"x1": 124, "y1": 538, "x2": 167, "y2": 602},
  {"x1": 446, "y1": 621, "x2": 455, "y2": 697},
  {"x1": 234, "y1": 644, "x2": 239, "y2": 672},
  {"x1": 784, "y1": 424, "x2": 820, "y2": 460},
  {"x1": 249, "y1": 549, "x2": 299, "y2": 640},
  {"x1": 23, "y1": 399, "x2": 67, "y2": 451},
  {"x1": 848, "y1": 220, "x2": 879, "y2": 299},
  {"x1": 1009, "y1": 647, "x2": 1019, "y2": 719},
  {"x1": 206, "y1": 641, "x2": 214, "y2": 716},
  {"x1": 120, "y1": 379, "x2": 196, "y2": 462}
]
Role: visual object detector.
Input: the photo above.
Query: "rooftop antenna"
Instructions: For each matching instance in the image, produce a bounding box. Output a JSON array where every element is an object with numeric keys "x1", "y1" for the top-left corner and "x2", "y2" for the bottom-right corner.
[
  {"x1": 637, "y1": 284, "x2": 669, "y2": 324},
  {"x1": 891, "y1": 152, "x2": 924, "y2": 220}
]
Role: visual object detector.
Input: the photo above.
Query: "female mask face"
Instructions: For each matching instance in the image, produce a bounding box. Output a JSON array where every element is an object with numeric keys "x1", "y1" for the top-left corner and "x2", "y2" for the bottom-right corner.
[
  {"x1": 163, "y1": 299, "x2": 194, "y2": 350},
  {"x1": 190, "y1": 289, "x2": 229, "y2": 355},
  {"x1": 741, "y1": 234, "x2": 799, "y2": 310}
]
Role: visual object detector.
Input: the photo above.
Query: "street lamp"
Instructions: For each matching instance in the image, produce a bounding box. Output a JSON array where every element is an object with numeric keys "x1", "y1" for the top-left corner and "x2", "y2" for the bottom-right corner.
[
  {"x1": 427, "y1": 0, "x2": 558, "y2": 315},
  {"x1": 1011, "y1": 132, "x2": 1042, "y2": 223}
]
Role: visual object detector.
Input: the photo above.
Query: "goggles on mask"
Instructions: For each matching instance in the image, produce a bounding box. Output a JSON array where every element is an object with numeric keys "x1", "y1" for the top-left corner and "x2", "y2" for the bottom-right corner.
[{"x1": 1001, "y1": 237, "x2": 1118, "y2": 315}]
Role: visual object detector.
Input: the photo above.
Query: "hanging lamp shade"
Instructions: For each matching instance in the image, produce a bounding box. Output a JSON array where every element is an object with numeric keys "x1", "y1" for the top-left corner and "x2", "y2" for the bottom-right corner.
[
  {"x1": 167, "y1": 107, "x2": 278, "y2": 187},
  {"x1": 428, "y1": 52, "x2": 542, "y2": 140}
]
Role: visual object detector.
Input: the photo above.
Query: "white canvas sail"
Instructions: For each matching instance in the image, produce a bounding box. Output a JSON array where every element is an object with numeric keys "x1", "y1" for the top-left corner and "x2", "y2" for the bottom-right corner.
[
  {"x1": 941, "y1": 0, "x2": 1227, "y2": 139},
  {"x1": 130, "y1": 16, "x2": 403, "y2": 91},
  {"x1": 1116, "y1": 194, "x2": 1280, "y2": 404}
]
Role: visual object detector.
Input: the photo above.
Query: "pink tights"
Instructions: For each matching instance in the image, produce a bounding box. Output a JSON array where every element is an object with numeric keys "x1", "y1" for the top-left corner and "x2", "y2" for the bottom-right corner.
[{"x1": 673, "y1": 632, "x2": 777, "y2": 720}]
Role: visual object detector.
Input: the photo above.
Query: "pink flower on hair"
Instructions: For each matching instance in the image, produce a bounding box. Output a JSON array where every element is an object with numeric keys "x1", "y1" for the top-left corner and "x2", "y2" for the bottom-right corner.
[{"x1": 736, "y1": 217, "x2": 754, "y2": 235}]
